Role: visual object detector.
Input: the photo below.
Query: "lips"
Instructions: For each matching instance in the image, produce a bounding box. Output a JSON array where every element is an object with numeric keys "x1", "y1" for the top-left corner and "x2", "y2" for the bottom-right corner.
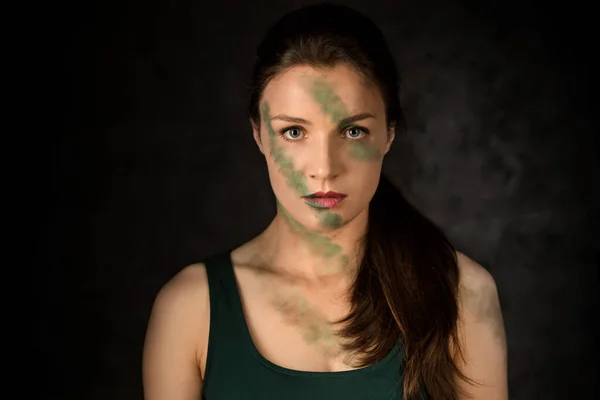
[
  {"x1": 302, "y1": 191, "x2": 347, "y2": 209},
  {"x1": 302, "y1": 191, "x2": 347, "y2": 199}
]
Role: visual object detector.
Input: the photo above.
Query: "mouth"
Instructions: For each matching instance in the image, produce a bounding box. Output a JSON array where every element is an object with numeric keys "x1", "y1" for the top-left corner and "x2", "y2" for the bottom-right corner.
[{"x1": 302, "y1": 191, "x2": 347, "y2": 209}]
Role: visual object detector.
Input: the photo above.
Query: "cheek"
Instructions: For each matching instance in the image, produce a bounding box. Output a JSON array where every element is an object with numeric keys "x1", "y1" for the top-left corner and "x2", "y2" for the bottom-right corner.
[
  {"x1": 264, "y1": 143, "x2": 309, "y2": 196},
  {"x1": 347, "y1": 140, "x2": 384, "y2": 162},
  {"x1": 347, "y1": 158, "x2": 383, "y2": 198}
]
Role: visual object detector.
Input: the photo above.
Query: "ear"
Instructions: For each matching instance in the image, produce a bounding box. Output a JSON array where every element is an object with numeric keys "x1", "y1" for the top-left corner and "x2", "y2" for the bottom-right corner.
[
  {"x1": 251, "y1": 120, "x2": 265, "y2": 155},
  {"x1": 384, "y1": 124, "x2": 396, "y2": 155}
]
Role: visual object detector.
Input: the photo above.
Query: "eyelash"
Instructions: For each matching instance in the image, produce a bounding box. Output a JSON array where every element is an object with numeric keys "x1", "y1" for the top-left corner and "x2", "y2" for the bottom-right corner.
[{"x1": 278, "y1": 126, "x2": 370, "y2": 142}]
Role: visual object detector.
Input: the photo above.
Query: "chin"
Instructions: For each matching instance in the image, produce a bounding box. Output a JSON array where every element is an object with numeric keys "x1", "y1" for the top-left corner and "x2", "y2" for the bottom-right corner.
[{"x1": 276, "y1": 197, "x2": 347, "y2": 232}]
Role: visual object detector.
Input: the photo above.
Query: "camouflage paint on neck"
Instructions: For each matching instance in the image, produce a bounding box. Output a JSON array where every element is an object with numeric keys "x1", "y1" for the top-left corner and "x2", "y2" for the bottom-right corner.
[
  {"x1": 277, "y1": 200, "x2": 351, "y2": 272},
  {"x1": 309, "y1": 76, "x2": 383, "y2": 163},
  {"x1": 276, "y1": 199, "x2": 342, "y2": 260}
]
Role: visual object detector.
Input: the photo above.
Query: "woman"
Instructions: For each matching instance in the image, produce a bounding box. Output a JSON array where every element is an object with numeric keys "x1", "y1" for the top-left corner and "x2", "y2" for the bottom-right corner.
[{"x1": 143, "y1": 3, "x2": 508, "y2": 399}]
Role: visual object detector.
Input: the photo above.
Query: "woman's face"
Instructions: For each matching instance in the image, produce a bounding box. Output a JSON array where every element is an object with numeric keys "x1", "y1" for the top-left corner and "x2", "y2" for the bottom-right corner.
[{"x1": 254, "y1": 64, "x2": 395, "y2": 233}]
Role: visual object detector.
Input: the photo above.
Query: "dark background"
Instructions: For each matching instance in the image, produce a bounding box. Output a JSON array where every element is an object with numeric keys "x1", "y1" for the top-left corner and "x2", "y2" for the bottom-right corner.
[{"x1": 41, "y1": 0, "x2": 598, "y2": 398}]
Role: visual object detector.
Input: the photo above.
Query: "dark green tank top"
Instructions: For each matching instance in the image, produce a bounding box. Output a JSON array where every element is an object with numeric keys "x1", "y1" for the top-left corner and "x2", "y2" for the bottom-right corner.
[{"x1": 201, "y1": 250, "x2": 406, "y2": 399}]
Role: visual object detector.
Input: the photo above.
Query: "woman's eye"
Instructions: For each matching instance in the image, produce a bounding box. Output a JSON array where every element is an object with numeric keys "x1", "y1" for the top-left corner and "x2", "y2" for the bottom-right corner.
[
  {"x1": 345, "y1": 126, "x2": 366, "y2": 139},
  {"x1": 283, "y1": 127, "x2": 303, "y2": 140}
]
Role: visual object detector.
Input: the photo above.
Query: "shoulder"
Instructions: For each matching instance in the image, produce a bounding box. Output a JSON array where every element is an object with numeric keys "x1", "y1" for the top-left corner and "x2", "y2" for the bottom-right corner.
[
  {"x1": 455, "y1": 251, "x2": 497, "y2": 292},
  {"x1": 152, "y1": 263, "x2": 210, "y2": 319},
  {"x1": 143, "y1": 264, "x2": 210, "y2": 397},
  {"x1": 146, "y1": 263, "x2": 210, "y2": 359},
  {"x1": 453, "y1": 252, "x2": 509, "y2": 398},
  {"x1": 454, "y1": 251, "x2": 502, "y2": 328}
]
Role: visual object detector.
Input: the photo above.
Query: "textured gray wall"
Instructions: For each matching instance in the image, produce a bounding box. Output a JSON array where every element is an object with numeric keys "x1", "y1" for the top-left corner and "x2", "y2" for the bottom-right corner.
[{"x1": 45, "y1": 0, "x2": 598, "y2": 398}]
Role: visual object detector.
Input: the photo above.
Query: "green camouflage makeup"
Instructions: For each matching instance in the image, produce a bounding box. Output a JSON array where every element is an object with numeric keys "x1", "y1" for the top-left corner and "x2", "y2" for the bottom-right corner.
[
  {"x1": 317, "y1": 211, "x2": 344, "y2": 230},
  {"x1": 309, "y1": 76, "x2": 383, "y2": 163},
  {"x1": 262, "y1": 100, "x2": 347, "y2": 233},
  {"x1": 273, "y1": 293, "x2": 341, "y2": 352},
  {"x1": 309, "y1": 77, "x2": 349, "y2": 123},
  {"x1": 348, "y1": 140, "x2": 382, "y2": 161},
  {"x1": 277, "y1": 199, "x2": 343, "y2": 259},
  {"x1": 261, "y1": 102, "x2": 310, "y2": 196}
]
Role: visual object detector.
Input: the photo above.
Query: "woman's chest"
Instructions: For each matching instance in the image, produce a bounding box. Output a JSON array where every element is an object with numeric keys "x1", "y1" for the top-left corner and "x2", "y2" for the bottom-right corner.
[{"x1": 235, "y1": 265, "x2": 360, "y2": 372}]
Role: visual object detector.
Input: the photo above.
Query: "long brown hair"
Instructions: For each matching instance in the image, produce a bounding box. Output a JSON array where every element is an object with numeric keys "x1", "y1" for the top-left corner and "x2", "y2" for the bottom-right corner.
[{"x1": 248, "y1": 4, "x2": 473, "y2": 399}]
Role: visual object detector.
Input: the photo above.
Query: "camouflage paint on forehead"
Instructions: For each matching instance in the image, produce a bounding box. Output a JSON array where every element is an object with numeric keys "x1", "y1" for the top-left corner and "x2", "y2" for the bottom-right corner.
[
  {"x1": 309, "y1": 76, "x2": 349, "y2": 123},
  {"x1": 261, "y1": 102, "x2": 310, "y2": 196},
  {"x1": 307, "y1": 75, "x2": 383, "y2": 163}
]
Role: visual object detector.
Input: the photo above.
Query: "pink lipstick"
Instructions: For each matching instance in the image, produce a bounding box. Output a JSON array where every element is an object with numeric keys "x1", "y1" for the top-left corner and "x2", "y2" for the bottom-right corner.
[{"x1": 302, "y1": 191, "x2": 347, "y2": 209}]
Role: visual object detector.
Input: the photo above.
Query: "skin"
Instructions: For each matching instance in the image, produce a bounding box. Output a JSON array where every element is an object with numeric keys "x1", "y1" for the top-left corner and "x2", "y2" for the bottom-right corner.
[
  {"x1": 276, "y1": 198, "x2": 344, "y2": 261},
  {"x1": 271, "y1": 292, "x2": 341, "y2": 356},
  {"x1": 262, "y1": 102, "x2": 311, "y2": 196},
  {"x1": 251, "y1": 64, "x2": 394, "y2": 355},
  {"x1": 454, "y1": 253, "x2": 509, "y2": 399},
  {"x1": 142, "y1": 64, "x2": 508, "y2": 400},
  {"x1": 253, "y1": 64, "x2": 394, "y2": 269},
  {"x1": 308, "y1": 75, "x2": 383, "y2": 162}
]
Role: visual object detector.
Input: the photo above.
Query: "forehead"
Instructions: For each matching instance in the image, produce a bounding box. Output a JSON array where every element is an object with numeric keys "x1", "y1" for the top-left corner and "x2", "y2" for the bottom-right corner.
[{"x1": 262, "y1": 64, "x2": 384, "y2": 117}]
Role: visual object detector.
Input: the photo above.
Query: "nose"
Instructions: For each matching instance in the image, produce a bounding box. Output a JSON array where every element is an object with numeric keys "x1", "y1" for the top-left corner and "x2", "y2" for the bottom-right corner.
[{"x1": 306, "y1": 135, "x2": 342, "y2": 181}]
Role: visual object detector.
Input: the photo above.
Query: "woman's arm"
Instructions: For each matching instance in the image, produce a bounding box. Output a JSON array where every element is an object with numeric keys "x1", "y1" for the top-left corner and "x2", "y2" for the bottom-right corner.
[
  {"x1": 143, "y1": 264, "x2": 210, "y2": 400},
  {"x1": 455, "y1": 252, "x2": 509, "y2": 400}
]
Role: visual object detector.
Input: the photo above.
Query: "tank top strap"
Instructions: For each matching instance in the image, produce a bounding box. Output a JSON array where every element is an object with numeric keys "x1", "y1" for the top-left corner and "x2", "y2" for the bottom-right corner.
[
  {"x1": 200, "y1": 248, "x2": 409, "y2": 400},
  {"x1": 203, "y1": 249, "x2": 244, "y2": 320},
  {"x1": 201, "y1": 249, "x2": 249, "y2": 388}
]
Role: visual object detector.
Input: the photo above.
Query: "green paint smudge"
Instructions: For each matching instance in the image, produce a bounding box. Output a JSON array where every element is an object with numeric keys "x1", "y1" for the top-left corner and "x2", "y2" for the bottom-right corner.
[
  {"x1": 261, "y1": 100, "x2": 348, "y2": 233},
  {"x1": 261, "y1": 102, "x2": 310, "y2": 196},
  {"x1": 259, "y1": 97, "x2": 350, "y2": 266},
  {"x1": 277, "y1": 199, "x2": 343, "y2": 259},
  {"x1": 348, "y1": 141, "x2": 382, "y2": 161},
  {"x1": 307, "y1": 76, "x2": 381, "y2": 163},
  {"x1": 274, "y1": 294, "x2": 340, "y2": 350},
  {"x1": 309, "y1": 77, "x2": 348, "y2": 123},
  {"x1": 339, "y1": 254, "x2": 350, "y2": 270},
  {"x1": 317, "y1": 211, "x2": 343, "y2": 229}
]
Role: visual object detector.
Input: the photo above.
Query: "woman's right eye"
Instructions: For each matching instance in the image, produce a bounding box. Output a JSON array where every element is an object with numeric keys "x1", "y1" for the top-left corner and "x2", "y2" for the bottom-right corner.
[{"x1": 281, "y1": 127, "x2": 304, "y2": 141}]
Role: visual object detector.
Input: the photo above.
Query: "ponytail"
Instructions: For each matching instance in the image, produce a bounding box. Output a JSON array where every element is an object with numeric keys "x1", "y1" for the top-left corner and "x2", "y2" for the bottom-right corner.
[{"x1": 339, "y1": 174, "x2": 471, "y2": 399}]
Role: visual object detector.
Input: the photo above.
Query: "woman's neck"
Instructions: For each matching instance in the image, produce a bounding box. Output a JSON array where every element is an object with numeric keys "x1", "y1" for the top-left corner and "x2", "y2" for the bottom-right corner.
[{"x1": 256, "y1": 207, "x2": 369, "y2": 284}]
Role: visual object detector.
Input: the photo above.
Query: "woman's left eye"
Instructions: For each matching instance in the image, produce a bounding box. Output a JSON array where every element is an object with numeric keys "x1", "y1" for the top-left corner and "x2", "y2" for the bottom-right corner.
[
  {"x1": 344, "y1": 126, "x2": 368, "y2": 139},
  {"x1": 282, "y1": 127, "x2": 304, "y2": 141}
]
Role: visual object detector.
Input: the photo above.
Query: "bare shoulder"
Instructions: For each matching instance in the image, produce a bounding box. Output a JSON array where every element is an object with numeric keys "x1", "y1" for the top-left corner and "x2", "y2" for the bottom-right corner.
[
  {"x1": 155, "y1": 263, "x2": 209, "y2": 305},
  {"x1": 143, "y1": 263, "x2": 210, "y2": 399},
  {"x1": 454, "y1": 251, "x2": 503, "y2": 333},
  {"x1": 453, "y1": 251, "x2": 508, "y2": 399},
  {"x1": 455, "y1": 251, "x2": 497, "y2": 291},
  {"x1": 150, "y1": 263, "x2": 210, "y2": 330},
  {"x1": 144, "y1": 262, "x2": 210, "y2": 369}
]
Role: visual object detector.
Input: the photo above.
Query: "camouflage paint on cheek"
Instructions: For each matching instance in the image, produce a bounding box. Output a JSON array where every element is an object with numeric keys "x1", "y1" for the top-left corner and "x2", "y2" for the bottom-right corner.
[
  {"x1": 339, "y1": 254, "x2": 350, "y2": 271},
  {"x1": 261, "y1": 102, "x2": 310, "y2": 196},
  {"x1": 348, "y1": 140, "x2": 382, "y2": 161}
]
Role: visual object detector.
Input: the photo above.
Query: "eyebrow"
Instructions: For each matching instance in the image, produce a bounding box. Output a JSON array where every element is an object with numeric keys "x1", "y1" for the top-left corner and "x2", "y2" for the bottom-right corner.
[{"x1": 270, "y1": 113, "x2": 375, "y2": 128}]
